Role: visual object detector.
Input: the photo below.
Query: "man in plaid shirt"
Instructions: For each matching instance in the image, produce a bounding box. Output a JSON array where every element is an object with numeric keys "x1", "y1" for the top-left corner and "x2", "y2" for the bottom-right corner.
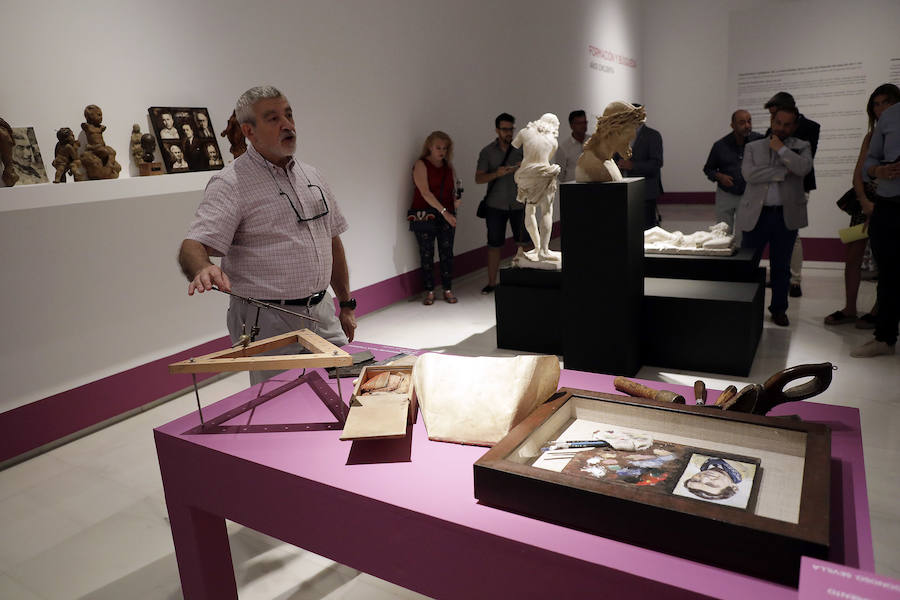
[{"x1": 179, "y1": 86, "x2": 357, "y2": 384}]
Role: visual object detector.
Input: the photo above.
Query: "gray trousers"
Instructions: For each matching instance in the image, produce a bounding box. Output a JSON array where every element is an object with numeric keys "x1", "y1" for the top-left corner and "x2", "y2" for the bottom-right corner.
[{"x1": 227, "y1": 293, "x2": 348, "y2": 386}]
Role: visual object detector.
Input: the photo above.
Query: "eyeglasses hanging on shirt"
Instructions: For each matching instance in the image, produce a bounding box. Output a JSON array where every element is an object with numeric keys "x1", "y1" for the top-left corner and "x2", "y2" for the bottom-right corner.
[{"x1": 267, "y1": 164, "x2": 329, "y2": 223}]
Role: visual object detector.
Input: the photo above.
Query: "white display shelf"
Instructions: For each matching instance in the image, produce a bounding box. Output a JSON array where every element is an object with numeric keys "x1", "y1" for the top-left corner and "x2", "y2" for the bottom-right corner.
[{"x1": 0, "y1": 170, "x2": 215, "y2": 213}]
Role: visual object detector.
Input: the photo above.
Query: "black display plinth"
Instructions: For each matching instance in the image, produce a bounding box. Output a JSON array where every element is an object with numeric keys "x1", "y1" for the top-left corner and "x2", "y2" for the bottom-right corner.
[
  {"x1": 495, "y1": 267, "x2": 562, "y2": 354},
  {"x1": 644, "y1": 248, "x2": 761, "y2": 282},
  {"x1": 642, "y1": 277, "x2": 763, "y2": 376},
  {"x1": 560, "y1": 180, "x2": 644, "y2": 376}
]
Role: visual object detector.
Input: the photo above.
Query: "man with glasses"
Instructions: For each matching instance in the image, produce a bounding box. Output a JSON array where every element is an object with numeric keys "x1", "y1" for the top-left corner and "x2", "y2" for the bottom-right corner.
[
  {"x1": 178, "y1": 85, "x2": 357, "y2": 385},
  {"x1": 475, "y1": 112, "x2": 526, "y2": 294}
]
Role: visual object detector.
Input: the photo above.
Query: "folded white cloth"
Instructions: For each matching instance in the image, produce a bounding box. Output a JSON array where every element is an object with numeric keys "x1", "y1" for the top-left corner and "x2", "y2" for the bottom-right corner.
[{"x1": 412, "y1": 353, "x2": 560, "y2": 446}]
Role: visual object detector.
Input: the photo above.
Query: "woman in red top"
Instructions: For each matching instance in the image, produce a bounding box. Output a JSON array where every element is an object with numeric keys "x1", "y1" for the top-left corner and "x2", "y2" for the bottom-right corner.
[{"x1": 411, "y1": 131, "x2": 461, "y2": 304}]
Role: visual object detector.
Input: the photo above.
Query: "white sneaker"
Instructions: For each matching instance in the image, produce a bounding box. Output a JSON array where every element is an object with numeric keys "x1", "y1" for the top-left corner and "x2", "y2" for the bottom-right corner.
[{"x1": 850, "y1": 340, "x2": 896, "y2": 358}]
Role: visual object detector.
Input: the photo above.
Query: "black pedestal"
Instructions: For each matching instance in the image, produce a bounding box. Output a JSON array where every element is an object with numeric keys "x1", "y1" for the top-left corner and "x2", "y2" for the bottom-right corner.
[
  {"x1": 560, "y1": 180, "x2": 645, "y2": 376},
  {"x1": 642, "y1": 276, "x2": 764, "y2": 376},
  {"x1": 644, "y1": 248, "x2": 761, "y2": 282},
  {"x1": 495, "y1": 267, "x2": 562, "y2": 354}
]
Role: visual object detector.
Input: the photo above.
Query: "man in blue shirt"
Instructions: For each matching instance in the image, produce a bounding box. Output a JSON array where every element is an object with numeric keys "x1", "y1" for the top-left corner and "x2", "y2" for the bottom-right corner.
[
  {"x1": 853, "y1": 98, "x2": 900, "y2": 357},
  {"x1": 703, "y1": 109, "x2": 764, "y2": 238}
]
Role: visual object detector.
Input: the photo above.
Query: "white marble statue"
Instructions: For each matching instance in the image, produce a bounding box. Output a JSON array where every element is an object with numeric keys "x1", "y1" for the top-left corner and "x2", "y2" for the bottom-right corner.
[
  {"x1": 575, "y1": 101, "x2": 646, "y2": 183},
  {"x1": 644, "y1": 222, "x2": 736, "y2": 255},
  {"x1": 511, "y1": 113, "x2": 562, "y2": 267}
]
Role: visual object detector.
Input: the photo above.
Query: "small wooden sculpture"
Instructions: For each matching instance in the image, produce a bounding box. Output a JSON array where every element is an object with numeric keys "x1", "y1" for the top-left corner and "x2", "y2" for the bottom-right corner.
[
  {"x1": 80, "y1": 104, "x2": 121, "y2": 179},
  {"x1": 130, "y1": 124, "x2": 144, "y2": 166},
  {"x1": 221, "y1": 110, "x2": 246, "y2": 158},
  {"x1": 0, "y1": 118, "x2": 18, "y2": 187},
  {"x1": 51, "y1": 128, "x2": 85, "y2": 183},
  {"x1": 138, "y1": 133, "x2": 163, "y2": 176},
  {"x1": 140, "y1": 133, "x2": 156, "y2": 163}
]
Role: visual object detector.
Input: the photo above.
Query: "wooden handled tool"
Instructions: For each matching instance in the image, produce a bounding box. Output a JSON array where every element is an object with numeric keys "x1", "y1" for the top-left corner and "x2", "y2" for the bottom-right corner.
[
  {"x1": 694, "y1": 380, "x2": 707, "y2": 406},
  {"x1": 614, "y1": 376, "x2": 686, "y2": 404},
  {"x1": 713, "y1": 385, "x2": 738, "y2": 407}
]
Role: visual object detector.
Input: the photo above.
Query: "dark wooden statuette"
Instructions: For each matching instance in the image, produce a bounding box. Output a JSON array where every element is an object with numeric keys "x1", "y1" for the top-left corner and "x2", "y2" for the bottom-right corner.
[{"x1": 138, "y1": 133, "x2": 162, "y2": 176}]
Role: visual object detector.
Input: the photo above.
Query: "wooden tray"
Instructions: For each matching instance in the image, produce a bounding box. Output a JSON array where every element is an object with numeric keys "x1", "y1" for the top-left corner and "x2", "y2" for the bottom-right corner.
[{"x1": 340, "y1": 365, "x2": 417, "y2": 441}]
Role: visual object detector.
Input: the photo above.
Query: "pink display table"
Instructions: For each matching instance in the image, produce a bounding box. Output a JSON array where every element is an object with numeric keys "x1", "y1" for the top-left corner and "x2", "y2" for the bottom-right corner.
[{"x1": 154, "y1": 341, "x2": 874, "y2": 599}]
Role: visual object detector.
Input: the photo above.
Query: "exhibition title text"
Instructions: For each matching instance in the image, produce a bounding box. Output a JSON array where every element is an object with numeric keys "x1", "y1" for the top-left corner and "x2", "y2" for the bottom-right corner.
[{"x1": 588, "y1": 45, "x2": 637, "y2": 75}]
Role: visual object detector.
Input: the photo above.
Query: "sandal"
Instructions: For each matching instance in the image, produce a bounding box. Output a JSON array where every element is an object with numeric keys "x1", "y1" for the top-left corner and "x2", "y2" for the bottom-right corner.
[
  {"x1": 443, "y1": 290, "x2": 458, "y2": 304},
  {"x1": 856, "y1": 313, "x2": 877, "y2": 329},
  {"x1": 824, "y1": 310, "x2": 856, "y2": 325},
  {"x1": 481, "y1": 284, "x2": 496, "y2": 295},
  {"x1": 423, "y1": 291, "x2": 435, "y2": 306}
]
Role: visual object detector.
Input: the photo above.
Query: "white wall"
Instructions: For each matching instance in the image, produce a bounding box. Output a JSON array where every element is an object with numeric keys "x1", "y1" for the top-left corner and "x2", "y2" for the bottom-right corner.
[
  {"x1": 0, "y1": 0, "x2": 643, "y2": 412},
  {"x1": 642, "y1": 0, "x2": 900, "y2": 238}
]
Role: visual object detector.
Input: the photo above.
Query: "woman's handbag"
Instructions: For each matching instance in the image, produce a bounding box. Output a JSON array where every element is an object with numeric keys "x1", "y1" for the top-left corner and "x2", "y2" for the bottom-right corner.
[
  {"x1": 407, "y1": 208, "x2": 439, "y2": 233},
  {"x1": 836, "y1": 188, "x2": 861, "y2": 216}
]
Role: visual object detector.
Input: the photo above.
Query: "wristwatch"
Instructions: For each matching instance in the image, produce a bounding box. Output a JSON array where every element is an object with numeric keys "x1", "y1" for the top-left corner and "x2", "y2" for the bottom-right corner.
[{"x1": 339, "y1": 298, "x2": 357, "y2": 310}]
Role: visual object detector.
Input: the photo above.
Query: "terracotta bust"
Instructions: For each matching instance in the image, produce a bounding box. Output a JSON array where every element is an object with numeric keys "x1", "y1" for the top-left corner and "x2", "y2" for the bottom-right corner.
[{"x1": 575, "y1": 101, "x2": 646, "y2": 182}]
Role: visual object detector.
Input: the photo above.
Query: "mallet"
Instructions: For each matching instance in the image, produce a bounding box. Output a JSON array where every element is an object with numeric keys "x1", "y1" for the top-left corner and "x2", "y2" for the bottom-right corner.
[{"x1": 614, "y1": 376, "x2": 686, "y2": 404}]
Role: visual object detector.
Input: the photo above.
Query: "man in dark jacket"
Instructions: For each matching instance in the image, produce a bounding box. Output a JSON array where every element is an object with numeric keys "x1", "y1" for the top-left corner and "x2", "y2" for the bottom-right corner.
[
  {"x1": 703, "y1": 109, "x2": 764, "y2": 238},
  {"x1": 617, "y1": 105, "x2": 663, "y2": 229}
]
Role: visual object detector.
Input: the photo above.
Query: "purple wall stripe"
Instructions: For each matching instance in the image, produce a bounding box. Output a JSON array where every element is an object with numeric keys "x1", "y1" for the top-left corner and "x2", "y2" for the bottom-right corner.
[{"x1": 0, "y1": 338, "x2": 228, "y2": 464}]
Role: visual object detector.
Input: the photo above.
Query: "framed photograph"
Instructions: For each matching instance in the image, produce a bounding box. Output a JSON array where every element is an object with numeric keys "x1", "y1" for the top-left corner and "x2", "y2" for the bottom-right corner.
[
  {"x1": 474, "y1": 388, "x2": 831, "y2": 586},
  {"x1": 148, "y1": 107, "x2": 224, "y2": 173},
  {"x1": 534, "y1": 422, "x2": 762, "y2": 511},
  {"x1": 10, "y1": 127, "x2": 49, "y2": 185}
]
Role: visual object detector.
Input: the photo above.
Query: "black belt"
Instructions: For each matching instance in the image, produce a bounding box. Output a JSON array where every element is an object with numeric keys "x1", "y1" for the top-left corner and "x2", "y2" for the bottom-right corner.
[
  {"x1": 761, "y1": 205, "x2": 783, "y2": 211},
  {"x1": 260, "y1": 290, "x2": 326, "y2": 307}
]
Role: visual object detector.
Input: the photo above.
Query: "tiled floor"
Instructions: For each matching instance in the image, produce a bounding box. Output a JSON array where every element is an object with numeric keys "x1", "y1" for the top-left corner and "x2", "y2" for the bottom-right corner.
[{"x1": 1, "y1": 206, "x2": 898, "y2": 598}]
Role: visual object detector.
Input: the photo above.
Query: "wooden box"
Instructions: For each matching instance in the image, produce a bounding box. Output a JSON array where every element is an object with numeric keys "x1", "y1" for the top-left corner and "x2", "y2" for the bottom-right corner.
[
  {"x1": 473, "y1": 388, "x2": 830, "y2": 586},
  {"x1": 339, "y1": 365, "x2": 417, "y2": 441}
]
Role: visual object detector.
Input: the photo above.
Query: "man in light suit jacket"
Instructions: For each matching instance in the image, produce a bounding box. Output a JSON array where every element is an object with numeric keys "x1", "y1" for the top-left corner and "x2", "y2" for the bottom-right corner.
[
  {"x1": 617, "y1": 111, "x2": 663, "y2": 229},
  {"x1": 737, "y1": 106, "x2": 812, "y2": 327}
]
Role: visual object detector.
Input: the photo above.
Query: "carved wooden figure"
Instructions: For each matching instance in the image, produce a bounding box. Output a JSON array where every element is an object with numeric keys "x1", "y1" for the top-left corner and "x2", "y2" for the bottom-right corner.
[
  {"x1": 130, "y1": 124, "x2": 144, "y2": 166},
  {"x1": 51, "y1": 128, "x2": 85, "y2": 183},
  {"x1": 221, "y1": 110, "x2": 246, "y2": 159},
  {"x1": 80, "y1": 104, "x2": 121, "y2": 179}
]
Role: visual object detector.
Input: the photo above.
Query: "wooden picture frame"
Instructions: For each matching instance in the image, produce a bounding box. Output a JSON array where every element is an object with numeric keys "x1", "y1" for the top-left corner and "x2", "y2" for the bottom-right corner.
[
  {"x1": 473, "y1": 388, "x2": 831, "y2": 586},
  {"x1": 168, "y1": 329, "x2": 352, "y2": 374}
]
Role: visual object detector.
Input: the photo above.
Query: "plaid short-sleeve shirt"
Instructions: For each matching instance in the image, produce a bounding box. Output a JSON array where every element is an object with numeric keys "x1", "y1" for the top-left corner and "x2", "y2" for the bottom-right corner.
[{"x1": 186, "y1": 143, "x2": 348, "y2": 299}]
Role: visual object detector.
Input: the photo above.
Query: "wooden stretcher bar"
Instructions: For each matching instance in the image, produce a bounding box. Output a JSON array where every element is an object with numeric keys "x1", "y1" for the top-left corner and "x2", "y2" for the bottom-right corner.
[{"x1": 168, "y1": 329, "x2": 353, "y2": 374}]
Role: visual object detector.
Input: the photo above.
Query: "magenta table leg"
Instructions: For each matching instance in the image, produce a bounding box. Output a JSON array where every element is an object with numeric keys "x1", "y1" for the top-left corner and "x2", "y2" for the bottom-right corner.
[{"x1": 166, "y1": 500, "x2": 237, "y2": 599}]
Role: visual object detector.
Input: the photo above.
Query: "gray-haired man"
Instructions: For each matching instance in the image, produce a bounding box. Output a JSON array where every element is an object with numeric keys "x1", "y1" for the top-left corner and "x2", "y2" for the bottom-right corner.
[{"x1": 178, "y1": 85, "x2": 357, "y2": 384}]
